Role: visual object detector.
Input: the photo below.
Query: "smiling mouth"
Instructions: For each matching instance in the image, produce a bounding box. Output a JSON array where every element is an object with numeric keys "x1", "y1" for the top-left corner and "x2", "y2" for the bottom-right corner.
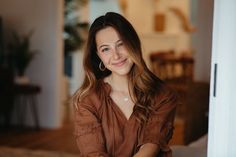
[{"x1": 112, "y1": 59, "x2": 127, "y2": 67}]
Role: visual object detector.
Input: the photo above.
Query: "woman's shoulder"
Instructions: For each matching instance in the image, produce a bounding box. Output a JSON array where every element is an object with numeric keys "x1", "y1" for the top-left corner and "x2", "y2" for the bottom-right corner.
[
  {"x1": 79, "y1": 89, "x2": 99, "y2": 104},
  {"x1": 75, "y1": 89, "x2": 101, "y2": 114},
  {"x1": 76, "y1": 80, "x2": 109, "y2": 111}
]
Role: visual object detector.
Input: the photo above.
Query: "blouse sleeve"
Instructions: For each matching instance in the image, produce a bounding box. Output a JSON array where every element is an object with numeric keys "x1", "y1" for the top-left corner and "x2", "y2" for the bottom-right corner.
[
  {"x1": 138, "y1": 89, "x2": 178, "y2": 155},
  {"x1": 74, "y1": 101, "x2": 109, "y2": 157}
]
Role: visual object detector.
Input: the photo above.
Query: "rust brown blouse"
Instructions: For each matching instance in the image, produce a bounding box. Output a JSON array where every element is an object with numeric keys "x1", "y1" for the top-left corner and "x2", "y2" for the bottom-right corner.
[{"x1": 74, "y1": 80, "x2": 177, "y2": 157}]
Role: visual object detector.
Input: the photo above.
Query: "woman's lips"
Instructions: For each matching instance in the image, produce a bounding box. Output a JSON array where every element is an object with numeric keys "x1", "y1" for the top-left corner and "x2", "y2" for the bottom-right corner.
[{"x1": 112, "y1": 59, "x2": 127, "y2": 67}]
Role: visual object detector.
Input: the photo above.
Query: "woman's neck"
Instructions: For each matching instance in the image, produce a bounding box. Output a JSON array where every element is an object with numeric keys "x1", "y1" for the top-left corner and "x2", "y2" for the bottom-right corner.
[{"x1": 106, "y1": 73, "x2": 129, "y2": 93}]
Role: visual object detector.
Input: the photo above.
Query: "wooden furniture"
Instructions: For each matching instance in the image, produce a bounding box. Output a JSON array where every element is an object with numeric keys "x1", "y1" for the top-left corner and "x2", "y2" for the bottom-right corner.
[
  {"x1": 150, "y1": 51, "x2": 194, "y2": 117},
  {"x1": 150, "y1": 50, "x2": 194, "y2": 84},
  {"x1": 150, "y1": 50, "x2": 194, "y2": 93},
  {"x1": 183, "y1": 82, "x2": 209, "y2": 144},
  {"x1": 14, "y1": 84, "x2": 41, "y2": 130},
  {"x1": 150, "y1": 52, "x2": 209, "y2": 144},
  {"x1": 0, "y1": 65, "x2": 41, "y2": 130}
]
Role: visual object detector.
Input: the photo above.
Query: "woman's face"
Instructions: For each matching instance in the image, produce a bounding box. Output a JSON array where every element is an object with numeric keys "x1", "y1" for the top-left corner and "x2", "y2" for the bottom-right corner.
[{"x1": 96, "y1": 26, "x2": 134, "y2": 76}]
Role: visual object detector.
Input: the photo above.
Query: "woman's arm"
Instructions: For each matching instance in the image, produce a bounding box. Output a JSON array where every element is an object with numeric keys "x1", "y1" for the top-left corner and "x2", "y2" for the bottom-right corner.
[
  {"x1": 74, "y1": 101, "x2": 109, "y2": 157},
  {"x1": 133, "y1": 143, "x2": 160, "y2": 157},
  {"x1": 136, "y1": 88, "x2": 178, "y2": 157}
]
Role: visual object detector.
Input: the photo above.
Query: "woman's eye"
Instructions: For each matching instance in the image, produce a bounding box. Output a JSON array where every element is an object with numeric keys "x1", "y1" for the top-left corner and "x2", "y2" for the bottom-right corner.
[{"x1": 101, "y1": 47, "x2": 110, "y2": 53}]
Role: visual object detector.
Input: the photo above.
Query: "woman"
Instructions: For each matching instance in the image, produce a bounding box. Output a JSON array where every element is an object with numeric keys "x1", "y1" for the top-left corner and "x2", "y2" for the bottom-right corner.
[{"x1": 73, "y1": 12, "x2": 178, "y2": 157}]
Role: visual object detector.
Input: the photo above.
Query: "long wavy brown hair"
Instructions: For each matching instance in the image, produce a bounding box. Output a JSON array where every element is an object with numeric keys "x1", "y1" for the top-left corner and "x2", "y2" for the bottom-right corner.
[{"x1": 72, "y1": 12, "x2": 163, "y2": 122}]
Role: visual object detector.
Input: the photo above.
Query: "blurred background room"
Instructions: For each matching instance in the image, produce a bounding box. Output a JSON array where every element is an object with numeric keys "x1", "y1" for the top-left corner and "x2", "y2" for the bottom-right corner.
[{"x1": 0, "y1": 0, "x2": 213, "y2": 156}]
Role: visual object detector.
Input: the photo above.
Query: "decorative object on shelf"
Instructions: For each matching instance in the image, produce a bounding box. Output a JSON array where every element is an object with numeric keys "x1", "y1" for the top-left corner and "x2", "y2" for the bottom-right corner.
[
  {"x1": 154, "y1": 13, "x2": 166, "y2": 32},
  {"x1": 8, "y1": 30, "x2": 37, "y2": 84},
  {"x1": 169, "y1": 7, "x2": 196, "y2": 33},
  {"x1": 118, "y1": 0, "x2": 127, "y2": 14}
]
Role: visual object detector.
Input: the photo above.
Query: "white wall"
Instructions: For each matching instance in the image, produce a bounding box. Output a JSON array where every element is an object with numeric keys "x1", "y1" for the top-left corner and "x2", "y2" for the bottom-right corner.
[
  {"x1": 208, "y1": 0, "x2": 236, "y2": 156},
  {"x1": 0, "y1": 0, "x2": 64, "y2": 128}
]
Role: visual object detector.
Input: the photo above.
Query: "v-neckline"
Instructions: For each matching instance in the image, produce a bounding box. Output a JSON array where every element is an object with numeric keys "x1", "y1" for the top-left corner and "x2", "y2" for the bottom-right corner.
[
  {"x1": 101, "y1": 80, "x2": 134, "y2": 122},
  {"x1": 108, "y1": 96, "x2": 134, "y2": 122}
]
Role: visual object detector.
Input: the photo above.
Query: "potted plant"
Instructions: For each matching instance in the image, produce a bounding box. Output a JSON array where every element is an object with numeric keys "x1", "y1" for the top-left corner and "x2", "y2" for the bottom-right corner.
[
  {"x1": 64, "y1": 0, "x2": 88, "y2": 55},
  {"x1": 8, "y1": 31, "x2": 37, "y2": 84},
  {"x1": 64, "y1": 0, "x2": 88, "y2": 77}
]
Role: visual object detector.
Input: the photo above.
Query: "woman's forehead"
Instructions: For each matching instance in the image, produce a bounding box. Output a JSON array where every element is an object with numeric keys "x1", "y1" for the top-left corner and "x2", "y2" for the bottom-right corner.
[{"x1": 95, "y1": 27, "x2": 121, "y2": 45}]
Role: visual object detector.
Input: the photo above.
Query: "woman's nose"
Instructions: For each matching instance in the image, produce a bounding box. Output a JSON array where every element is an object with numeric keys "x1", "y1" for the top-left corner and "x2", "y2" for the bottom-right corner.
[{"x1": 112, "y1": 48, "x2": 120, "y2": 59}]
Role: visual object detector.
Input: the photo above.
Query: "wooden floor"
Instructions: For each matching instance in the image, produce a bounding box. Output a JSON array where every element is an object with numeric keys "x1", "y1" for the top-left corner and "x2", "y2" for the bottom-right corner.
[
  {"x1": 0, "y1": 121, "x2": 79, "y2": 154},
  {"x1": 0, "y1": 117, "x2": 184, "y2": 154}
]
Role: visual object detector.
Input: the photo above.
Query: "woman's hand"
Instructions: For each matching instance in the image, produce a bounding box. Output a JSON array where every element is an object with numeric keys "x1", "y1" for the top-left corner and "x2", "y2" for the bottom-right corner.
[{"x1": 133, "y1": 143, "x2": 160, "y2": 157}]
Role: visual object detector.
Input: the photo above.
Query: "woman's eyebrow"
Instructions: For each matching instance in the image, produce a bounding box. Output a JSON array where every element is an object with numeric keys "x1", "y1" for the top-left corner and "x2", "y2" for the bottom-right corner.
[
  {"x1": 98, "y1": 39, "x2": 122, "y2": 50},
  {"x1": 115, "y1": 39, "x2": 122, "y2": 43}
]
